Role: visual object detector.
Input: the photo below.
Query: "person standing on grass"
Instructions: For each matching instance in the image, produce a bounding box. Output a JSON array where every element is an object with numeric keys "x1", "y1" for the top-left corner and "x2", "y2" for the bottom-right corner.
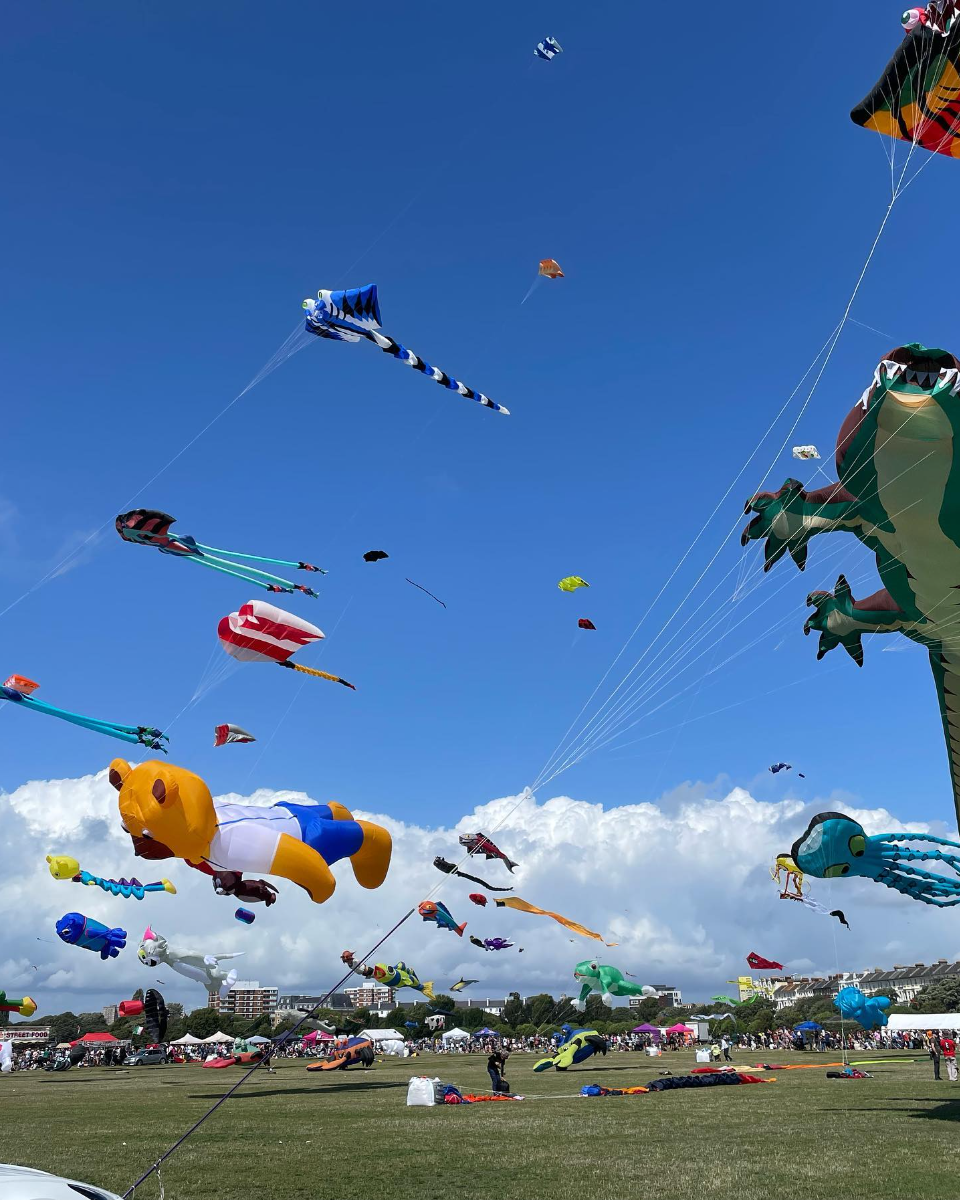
[
  {"x1": 942, "y1": 1032, "x2": 957, "y2": 1082},
  {"x1": 928, "y1": 1032, "x2": 943, "y2": 1080},
  {"x1": 487, "y1": 1049, "x2": 509, "y2": 1094},
  {"x1": 721, "y1": 1036, "x2": 731, "y2": 1062}
]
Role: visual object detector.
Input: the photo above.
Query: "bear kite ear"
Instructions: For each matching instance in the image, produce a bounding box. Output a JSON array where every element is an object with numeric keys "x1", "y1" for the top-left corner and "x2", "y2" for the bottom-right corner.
[
  {"x1": 150, "y1": 768, "x2": 180, "y2": 807},
  {"x1": 108, "y1": 759, "x2": 131, "y2": 791}
]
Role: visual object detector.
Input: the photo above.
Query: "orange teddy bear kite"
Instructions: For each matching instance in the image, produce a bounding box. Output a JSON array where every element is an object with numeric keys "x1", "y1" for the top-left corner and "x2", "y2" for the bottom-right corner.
[{"x1": 110, "y1": 758, "x2": 392, "y2": 903}]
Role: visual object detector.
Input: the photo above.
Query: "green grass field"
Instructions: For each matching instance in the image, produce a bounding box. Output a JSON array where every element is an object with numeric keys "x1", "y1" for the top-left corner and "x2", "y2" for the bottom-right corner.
[{"x1": 6, "y1": 1049, "x2": 960, "y2": 1200}]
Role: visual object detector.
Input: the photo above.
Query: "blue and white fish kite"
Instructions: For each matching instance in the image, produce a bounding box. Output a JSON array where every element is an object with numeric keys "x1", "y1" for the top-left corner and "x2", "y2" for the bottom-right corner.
[
  {"x1": 792, "y1": 811, "x2": 960, "y2": 907},
  {"x1": 302, "y1": 285, "x2": 508, "y2": 415},
  {"x1": 535, "y1": 36, "x2": 562, "y2": 61}
]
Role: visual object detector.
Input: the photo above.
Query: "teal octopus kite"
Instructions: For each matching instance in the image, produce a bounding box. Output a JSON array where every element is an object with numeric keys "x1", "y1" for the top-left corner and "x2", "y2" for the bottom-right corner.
[{"x1": 572, "y1": 960, "x2": 655, "y2": 1011}]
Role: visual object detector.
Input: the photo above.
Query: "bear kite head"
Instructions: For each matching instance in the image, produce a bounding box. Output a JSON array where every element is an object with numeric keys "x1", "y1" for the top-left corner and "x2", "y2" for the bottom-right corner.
[{"x1": 110, "y1": 758, "x2": 217, "y2": 863}]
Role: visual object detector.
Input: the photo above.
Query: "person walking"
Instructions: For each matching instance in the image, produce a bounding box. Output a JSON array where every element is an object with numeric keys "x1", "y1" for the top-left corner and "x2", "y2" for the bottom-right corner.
[
  {"x1": 929, "y1": 1032, "x2": 943, "y2": 1080},
  {"x1": 942, "y1": 1031, "x2": 957, "y2": 1082},
  {"x1": 721, "y1": 1035, "x2": 732, "y2": 1062}
]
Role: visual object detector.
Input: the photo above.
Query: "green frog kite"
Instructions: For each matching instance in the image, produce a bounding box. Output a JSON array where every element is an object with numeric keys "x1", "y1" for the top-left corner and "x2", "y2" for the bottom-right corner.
[
  {"x1": 572, "y1": 960, "x2": 656, "y2": 1011},
  {"x1": 742, "y1": 343, "x2": 960, "y2": 832}
]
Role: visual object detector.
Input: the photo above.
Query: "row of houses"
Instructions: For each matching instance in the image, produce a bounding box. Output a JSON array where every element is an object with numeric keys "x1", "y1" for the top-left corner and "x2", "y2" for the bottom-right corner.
[{"x1": 749, "y1": 959, "x2": 960, "y2": 1009}]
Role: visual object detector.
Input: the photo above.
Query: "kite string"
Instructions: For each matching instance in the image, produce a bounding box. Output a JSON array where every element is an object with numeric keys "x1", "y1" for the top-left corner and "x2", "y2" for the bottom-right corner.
[
  {"x1": 546, "y1": 407, "x2": 937, "y2": 775},
  {"x1": 529, "y1": 319, "x2": 845, "y2": 793},
  {"x1": 534, "y1": 210, "x2": 911, "y2": 793},
  {"x1": 123, "y1": 752, "x2": 544, "y2": 1195}
]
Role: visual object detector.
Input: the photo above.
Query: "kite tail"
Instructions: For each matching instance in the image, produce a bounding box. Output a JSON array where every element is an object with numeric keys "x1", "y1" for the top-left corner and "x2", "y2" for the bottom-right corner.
[
  {"x1": 280, "y1": 661, "x2": 356, "y2": 690},
  {"x1": 363, "y1": 330, "x2": 509, "y2": 415},
  {"x1": 459, "y1": 868, "x2": 513, "y2": 892},
  {"x1": 17, "y1": 696, "x2": 165, "y2": 749},
  {"x1": 182, "y1": 552, "x2": 316, "y2": 597},
  {"x1": 192, "y1": 545, "x2": 327, "y2": 575}
]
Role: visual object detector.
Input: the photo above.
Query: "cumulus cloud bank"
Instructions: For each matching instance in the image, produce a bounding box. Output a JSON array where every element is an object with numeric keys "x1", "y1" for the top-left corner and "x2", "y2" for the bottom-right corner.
[{"x1": 1, "y1": 770, "x2": 957, "y2": 1019}]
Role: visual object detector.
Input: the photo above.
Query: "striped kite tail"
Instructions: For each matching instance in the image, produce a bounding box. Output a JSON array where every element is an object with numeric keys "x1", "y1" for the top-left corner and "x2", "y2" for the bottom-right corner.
[{"x1": 365, "y1": 331, "x2": 509, "y2": 415}]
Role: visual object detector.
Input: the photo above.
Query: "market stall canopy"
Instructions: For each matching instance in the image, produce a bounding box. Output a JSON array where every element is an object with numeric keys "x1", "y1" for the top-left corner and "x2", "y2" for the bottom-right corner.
[
  {"x1": 888, "y1": 1014, "x2": 960, "y2": 1032},
  {"x1": 169, "y1": 1033, "x2": 203, "y2": 1045},
  {"x1": 201, "y1": 1031, "x2": 233, "y2": 1044},
  {"x1": 440, "y1": 1027, "x2": 471, "y2": 1040}
]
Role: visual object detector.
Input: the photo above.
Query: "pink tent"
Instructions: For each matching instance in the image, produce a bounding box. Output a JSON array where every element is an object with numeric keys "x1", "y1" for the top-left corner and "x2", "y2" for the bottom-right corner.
[
  {"x1": 301, "y1": 1030, "x2": 335, "y2": 1045},
  {"x1": 70, "y1": 1032, "x2": 118, "y2": 1045},
  {"x1": 666, "y1": 1023, "x2": 693, "y2": 1033}
]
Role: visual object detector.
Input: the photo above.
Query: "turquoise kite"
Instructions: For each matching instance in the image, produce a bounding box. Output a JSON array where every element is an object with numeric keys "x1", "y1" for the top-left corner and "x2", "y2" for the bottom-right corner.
[
  {"x1": 0, "y1": 676, "x2": 166, "y2": 752},
  {"x1": 792, "y1": 811, "x2": 960, "y2": 907},
  {"x1": 116, "y1": 509, "x2": 324, "y2": 596},
  {"x1": 572, "y1": 960, "x2": 656, "y2": 1011}
]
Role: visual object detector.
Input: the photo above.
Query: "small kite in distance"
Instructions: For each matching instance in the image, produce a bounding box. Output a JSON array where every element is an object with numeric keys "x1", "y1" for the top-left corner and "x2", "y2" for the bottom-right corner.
[
  {"x1": 558, "y1": 576, "x2": 589, "y2": 593},
  {"x1": 468, "y1": 893, "x2": 487, "y2": 907},
  {"x1": 792, "y1": 446, "x2": 820, "y2": 460},
  {"x1": 450, "y1": 978, "x2": 479, "y2": 992},
  {"x1": 769, "y1": 762, "x2": 805, "y2": 777},
  {"x1": 363, "y1": 550, "x2": 389, "y2": 563},
  {"x1": 459, "y1": 832, "x2": 518, "y2": 872},
  {"x1": 535, "y1": 36, "x2": 562, "y2": 60},
  {"x1": 214, "y1": 724, "x2": 256, "y2": 747},
  {"x1": 578, "y1": 619, "x2": 596, "y2": 630},
  {"x1": 539, "y1": 259, "x2": 564, "y2": 279},
  {"x1": 746, "y1": 952, "x2": 784, "y2": 971}
]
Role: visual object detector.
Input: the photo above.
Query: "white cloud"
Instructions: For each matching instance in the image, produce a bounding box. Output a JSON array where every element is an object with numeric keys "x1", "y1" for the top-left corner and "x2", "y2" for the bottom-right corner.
[{"x1": 1, "y1": 771, "x2": 958, "y2": 1020}]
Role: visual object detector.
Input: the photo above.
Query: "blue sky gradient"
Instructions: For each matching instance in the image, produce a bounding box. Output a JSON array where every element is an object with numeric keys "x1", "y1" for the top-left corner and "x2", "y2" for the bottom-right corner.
[{"x1": 1, "y1": 1, "x2": 956, "y2": 834}]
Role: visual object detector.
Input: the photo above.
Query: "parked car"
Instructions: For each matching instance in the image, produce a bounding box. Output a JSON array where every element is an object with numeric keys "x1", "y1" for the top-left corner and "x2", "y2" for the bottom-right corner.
[
  {"x1": 128, "y1": 1045, "x2": 167, "y2": 1065},
  {"x1": 0, "y1": 1163, "x2": 122, "y2": 1199}
]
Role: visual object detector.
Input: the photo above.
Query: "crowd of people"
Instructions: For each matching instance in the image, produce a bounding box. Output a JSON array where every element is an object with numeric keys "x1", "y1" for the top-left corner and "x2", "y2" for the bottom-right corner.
[{"x1": 5, "y1": 1025, "x2": 958, "y2": 1077}]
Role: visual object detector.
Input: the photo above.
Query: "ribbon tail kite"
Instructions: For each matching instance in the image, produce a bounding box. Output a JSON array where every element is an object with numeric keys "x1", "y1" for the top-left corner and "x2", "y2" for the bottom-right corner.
[
  {"x1": 1, "y1": 678, "x2": 167, "y2": 751},
  {"x1": 433, "y1": 857, "x2": 513, "y2": 891},
  {"x1": 494, "y1": 898, "x2": 617, "y2": 945},
  {"x1": 116, "y1": 510, "x2": 324, "y2": 597},
  {"x1": 218, "y1": 600, "x2": 356, "y2": 689},
  {"x1": 302, "y1": 286, "x2": 508, "y2": 415}
]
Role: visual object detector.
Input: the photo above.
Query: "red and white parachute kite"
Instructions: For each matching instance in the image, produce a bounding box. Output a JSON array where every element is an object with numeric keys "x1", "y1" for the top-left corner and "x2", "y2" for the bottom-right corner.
[
  {"x1": 217, "y1": 601, "x2": 356, "y2": 689},
  {"x1": 213, "y1": 723, "x2": 257, "y2": 747}
]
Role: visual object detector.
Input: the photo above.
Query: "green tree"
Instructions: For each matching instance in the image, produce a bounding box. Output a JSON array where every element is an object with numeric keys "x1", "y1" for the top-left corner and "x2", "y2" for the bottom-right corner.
[
  {"x1": 583, "y1": 995, "x2": 613, "y2": 1023},
  {"x1": 47, "y1": 1012, "x2": 81, "y2": 1044},
  {"x1": 913, "y1": 979, "x2": 960, "y2": 1013},
  {"x1": 183, "y1": 1006, "x2": 226, "y2": 1039},
  {"x1": 502, "y1": 992, "x2": 529, "y2": 1028},
  {"x1": 527, "y1": 993, "x2": 559, "y2": 1028},
  {"x1": 629, "y1": 997, "x2": 661, "y2": 1025},
  {"x1": 460, "y1": 1007, "x2": 486, "y2": 1031}
]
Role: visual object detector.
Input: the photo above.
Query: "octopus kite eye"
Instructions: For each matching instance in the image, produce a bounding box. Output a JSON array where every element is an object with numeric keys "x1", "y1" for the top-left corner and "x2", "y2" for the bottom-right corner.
[
  {"x1": 849, "y1": 834, "x2": 866, "y2": 857},
  {"x1": 824, "y1": 863, "x2": 850, "y2": 878}
]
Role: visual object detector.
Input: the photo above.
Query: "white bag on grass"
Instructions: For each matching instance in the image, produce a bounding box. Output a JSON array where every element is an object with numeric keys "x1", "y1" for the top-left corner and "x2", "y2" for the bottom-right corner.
[{"x1": 407, "y1": 1076, "x2": 439, "y2": 1106}]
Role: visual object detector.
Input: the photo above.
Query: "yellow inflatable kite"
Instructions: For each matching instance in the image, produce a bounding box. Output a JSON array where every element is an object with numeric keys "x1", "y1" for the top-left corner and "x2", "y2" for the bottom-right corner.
[{"x1": 110, "y1": 758, "x2": 392, "y2": 904}]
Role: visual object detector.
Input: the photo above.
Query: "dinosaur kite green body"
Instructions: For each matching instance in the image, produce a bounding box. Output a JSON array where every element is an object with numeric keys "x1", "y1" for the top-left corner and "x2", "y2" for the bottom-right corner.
[{"x1": 742, "y1": 343, "x2": 960, "y2": 831}]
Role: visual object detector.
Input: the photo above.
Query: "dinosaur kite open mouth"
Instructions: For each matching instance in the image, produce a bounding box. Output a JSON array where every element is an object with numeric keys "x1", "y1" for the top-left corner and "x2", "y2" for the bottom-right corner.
[{"x1": 865, "y1": 344, "x2": 960, "y2": 404}]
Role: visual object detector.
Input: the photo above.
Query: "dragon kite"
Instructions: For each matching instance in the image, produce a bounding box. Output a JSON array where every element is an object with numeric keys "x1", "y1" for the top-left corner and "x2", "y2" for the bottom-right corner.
[{"x1": 742, "y1": 344, "x2": 960, "y2": 835}]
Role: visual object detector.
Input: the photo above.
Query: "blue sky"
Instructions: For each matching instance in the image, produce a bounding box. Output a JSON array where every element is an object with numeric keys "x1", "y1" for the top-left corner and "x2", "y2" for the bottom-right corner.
[{"x1": 1, "y1": 0, "x2": 957, "y2": 835}]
